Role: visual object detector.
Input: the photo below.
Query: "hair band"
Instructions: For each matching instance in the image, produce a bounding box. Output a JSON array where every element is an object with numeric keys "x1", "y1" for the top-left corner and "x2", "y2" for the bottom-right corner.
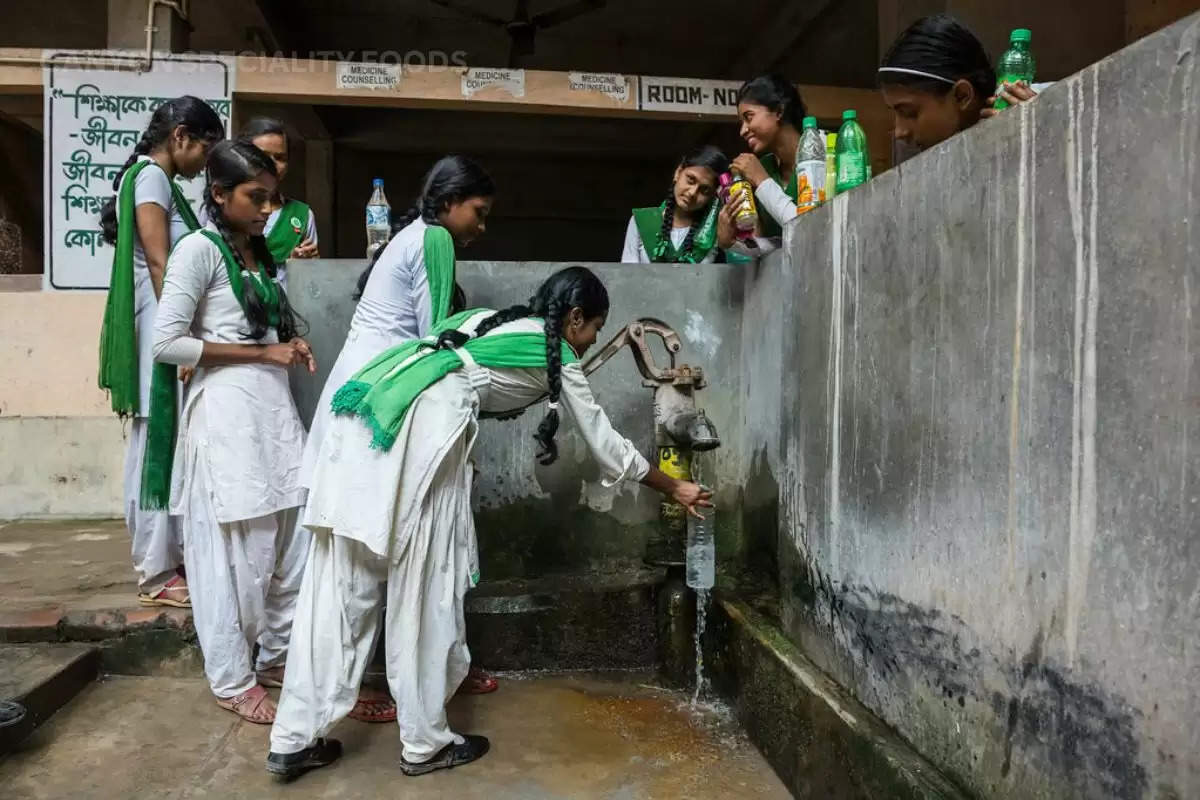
[{"x1": 877, "y1": 67, "x2": 958, "y2": 86}]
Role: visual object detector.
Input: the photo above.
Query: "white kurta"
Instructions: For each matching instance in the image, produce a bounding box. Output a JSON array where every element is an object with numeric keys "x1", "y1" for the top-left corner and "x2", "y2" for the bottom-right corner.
[
  {"x1": 114, "y1": 157, "x2": 191, "y2": 594},
  {"x1": 153, "y1": 223, "x2": 310, "y2": 697},
  {"x1": 272, "y1": 315, "x2": 650, "y2": 761},
  {"x1": 620, "y1": 214, "x2": 720, "y2": 264},
  {"x1": 299, "y1": 217, "x2": 437, "y2": 487},
  {"x1": 264, "y1": 200, "x2": 319, "y2": 289}
]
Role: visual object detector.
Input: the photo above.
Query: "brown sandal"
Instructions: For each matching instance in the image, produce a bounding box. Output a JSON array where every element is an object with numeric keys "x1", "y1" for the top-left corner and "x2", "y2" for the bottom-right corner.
[
  {"x1": 348, "y1": 687, "x2": 396, "y2": 723},
  {"x1": 216, "y1": 685, "x2": 276, "y2": 724},
  {"x1": 138, "y1": 574, "x2": 191, "y2": 608}
]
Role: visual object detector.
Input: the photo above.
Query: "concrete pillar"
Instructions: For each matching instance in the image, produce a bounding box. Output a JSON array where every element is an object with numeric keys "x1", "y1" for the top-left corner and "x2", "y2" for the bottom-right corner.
[
  {"x1": 305, "y1": 139, "x2": 334, "y2": 257},
  {"x1": 106, "y1": 0, "x2": 189, "y2": 52}
]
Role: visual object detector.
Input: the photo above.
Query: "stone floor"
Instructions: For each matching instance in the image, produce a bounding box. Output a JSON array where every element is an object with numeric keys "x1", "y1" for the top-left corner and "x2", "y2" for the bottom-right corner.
[{"x1": 0, "y1": 672, "x2": 791, "y2": 800}]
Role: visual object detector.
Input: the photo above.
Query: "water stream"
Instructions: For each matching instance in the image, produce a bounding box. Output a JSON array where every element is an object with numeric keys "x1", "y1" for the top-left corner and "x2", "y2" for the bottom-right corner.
[{"x1": 691, "y1": 588, "x2": 710, "y2": 706}]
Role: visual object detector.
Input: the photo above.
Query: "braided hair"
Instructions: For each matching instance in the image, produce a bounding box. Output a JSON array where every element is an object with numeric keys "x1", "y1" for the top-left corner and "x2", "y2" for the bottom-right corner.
[
  {"x1": 879, "y1": 14, "x2": 995, "y2": 101},
  {"x1": 470, "y1": 266, "x2": 609, "y2": 465},
  {"x1": 354, "y1": 154, "x2": 495, "y2": 299},
  {"x1": 656, "y1": 145, "x2": 729, "y2": 262},
  {"x1": 202, "y1": 140, "x2": 305, "y2": 342},
  {"x1": 99, "y1": 96, "x2": 225, "y2": 245}
]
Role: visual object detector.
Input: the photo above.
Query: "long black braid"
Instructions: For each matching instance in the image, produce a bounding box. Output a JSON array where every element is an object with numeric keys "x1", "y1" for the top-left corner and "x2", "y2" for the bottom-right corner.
[
  {"x1": 99, "y1": 96, "x2": 224, "y2": 245},
  {"x1": 203, "y1": 140, "x2": 305, "y2": 342},
  {"x1": 464, "y1": 266, "x2": 609, "y2": 465},
  {"x1": 656, "y1": 145, "x2": 729, "y2": 262},
  {"x1": 354, "y1": 154, "x2": 495, "y2": 299}
]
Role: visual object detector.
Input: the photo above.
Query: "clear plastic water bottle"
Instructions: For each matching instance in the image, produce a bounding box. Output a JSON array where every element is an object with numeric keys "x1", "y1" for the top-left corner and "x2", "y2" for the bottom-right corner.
[
  {"x1": 993, "y1": 29, "x2": 1035, "y2": 111},
  {"x1": 365, "y1": 177, "x2": 391, "y2": 260},
  {"x1": 795, "y1": 116, "x2": 826, "y2": 215},
  {"x1": 686, "y1": 487, "x2": 715, "y2": 590},
  {"x1": 834, "y1": 109, "x2": 869, "y2": 194}
]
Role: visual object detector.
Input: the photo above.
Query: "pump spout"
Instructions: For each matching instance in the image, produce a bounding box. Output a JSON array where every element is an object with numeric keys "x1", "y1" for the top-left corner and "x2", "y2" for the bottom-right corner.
[{"x1": 664, "y1": 409, "x2": 721, "y2": 452}]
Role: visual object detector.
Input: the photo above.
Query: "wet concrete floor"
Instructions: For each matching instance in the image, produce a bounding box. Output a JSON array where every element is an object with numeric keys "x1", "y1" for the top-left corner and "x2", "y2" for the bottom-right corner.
[{"x1": 0, "y1": 672, "x2": 790, "y2": 800}]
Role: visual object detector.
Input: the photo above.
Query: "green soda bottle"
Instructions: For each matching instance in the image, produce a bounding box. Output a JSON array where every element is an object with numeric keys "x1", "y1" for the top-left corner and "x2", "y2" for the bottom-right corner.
[
  {"x1": 994, "y1": 29, "x2": 1035, "y2": 111},
  {"x1": 834, "y1": 110, "x2": 868, "y2": 193}
]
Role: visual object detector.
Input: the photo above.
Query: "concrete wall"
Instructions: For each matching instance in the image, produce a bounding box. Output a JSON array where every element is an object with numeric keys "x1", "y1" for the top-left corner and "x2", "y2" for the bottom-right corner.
[
  {"x1": 746, "y1": 14, "x2": 1199, "y2": 800},
  {"x1": 287, "y1": 259, "x2": 745, "y2": 579}
]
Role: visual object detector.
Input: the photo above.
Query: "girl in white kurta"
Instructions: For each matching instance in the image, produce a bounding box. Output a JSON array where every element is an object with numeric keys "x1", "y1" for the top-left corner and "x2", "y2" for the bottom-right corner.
[
  {"x1": 621, "y1": 146, "x2": 728, "y2": 265},
  {"x1": 266, "y1": 266, "x2": 712, "y2": 780},
  {"x1": 300, "y1": 155, "x2": 495, "y2": 491},
  {"x1": 97, "y1": 96, "x2": 224, "y2": 608},
  {"x1": 238, "y1": 117, "x2": 320, "y2": 289},
  {"x1": 152, "y1": 140, "x2": 317, "y2": 724},
  {"x1": 717, "y1": 74, "x2": 809, "y2": 258}
]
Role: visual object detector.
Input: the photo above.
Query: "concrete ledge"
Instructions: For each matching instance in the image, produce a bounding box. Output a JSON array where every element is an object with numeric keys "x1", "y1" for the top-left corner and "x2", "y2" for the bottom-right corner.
[
  {"x1": 0, "y1": 643, "x2": 99, "y2": 753},
  {"x1": 707, "y1": 596, "x2": 970, "y2": 800}
]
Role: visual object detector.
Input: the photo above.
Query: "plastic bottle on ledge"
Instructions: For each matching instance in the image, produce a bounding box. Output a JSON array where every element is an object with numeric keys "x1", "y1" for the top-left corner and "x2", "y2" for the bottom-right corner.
[{"x1": 365, "y1": 177, "x2": 391, "y2": 261}]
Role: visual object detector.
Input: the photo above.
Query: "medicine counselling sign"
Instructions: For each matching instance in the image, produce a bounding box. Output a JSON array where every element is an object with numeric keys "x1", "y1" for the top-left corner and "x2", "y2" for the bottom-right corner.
[{"x1": 43, "y1": 51, "x2": 234, "y2": 290}]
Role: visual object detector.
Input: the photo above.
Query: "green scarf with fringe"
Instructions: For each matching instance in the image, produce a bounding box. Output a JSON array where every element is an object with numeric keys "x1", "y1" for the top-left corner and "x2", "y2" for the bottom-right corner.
[
  {"x1": 421, "y1": 224, "x2": 456, "y2": 326},
  {"x1": 97, "y1": 160, "x2": 200, "y2": 416},
  {"x1": 140, "y1": 228, "x2": 282, "y2": 510},
  {"x1": 332, "y1": 308, "x2": 579, "y2": 451},
  {"x1": 631, "y1": 201, "x2": 719, "y2": 263}
]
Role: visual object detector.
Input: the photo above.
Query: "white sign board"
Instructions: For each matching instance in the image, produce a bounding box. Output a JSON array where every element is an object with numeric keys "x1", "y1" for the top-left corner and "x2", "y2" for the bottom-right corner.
[
  {"x1": 43, "y1": 51, "x2": 233, "y2": 290},
  {"x1": 638, "y1": 76, "x2": 741, "y2": 116},
  {"x1": 336, "y1": 62, "x2": 401, "y2": 91},
  {"x1": 567, "y1": 72, "x2": 629, "y2": 103},
  {"x1": 460, "y1": 68, "x2": 525, "y2": 98}
]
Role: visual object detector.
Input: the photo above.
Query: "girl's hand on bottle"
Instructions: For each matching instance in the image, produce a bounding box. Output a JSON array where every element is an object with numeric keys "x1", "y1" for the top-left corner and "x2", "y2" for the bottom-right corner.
[
  {"x1": 716, "y1": 202, "x2": 738, "y2": 249},
  {"x1": 731, "y1": 153, "x2": 768, "y2": 188},
  {"x1": 672, "y1": 480, "x2": 713, "y2": 519},
  {"x1": 981, "y1": 81, "x2": 1038, "y2": 118}
]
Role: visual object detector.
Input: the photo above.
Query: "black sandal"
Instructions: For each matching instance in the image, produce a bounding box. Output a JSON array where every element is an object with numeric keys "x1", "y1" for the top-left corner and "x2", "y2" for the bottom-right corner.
[
  {"x1": 400, "y1": 734, "x2": 490, "y2": 776},
  {"x1": 266, "y1": 738, "x2": 343, "y2": 780}
]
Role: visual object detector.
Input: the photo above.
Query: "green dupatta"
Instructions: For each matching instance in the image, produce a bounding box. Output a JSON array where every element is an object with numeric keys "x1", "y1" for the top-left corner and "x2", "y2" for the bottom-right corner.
[
  {"x1": 332, "y1": 308, "x2": 578, "y2": 451},
  {"x1": 140, "y1": 228, "x2": 282, "y2": 509},
  {"x1": 757, "y1": 153, "x2": 798, "y2": 238},
  {"x1": 264, "y1": 198, "x2": 312, "y2": 265},
  {"x1": 631, "y1": 202, "x2": 719, "y2": 263},
  {"x1": 421, "y1": 224, "x2": 456, "y2": 325},
  {"x1": 97, "y1": 159, "x2": 200, "y2": 416}
]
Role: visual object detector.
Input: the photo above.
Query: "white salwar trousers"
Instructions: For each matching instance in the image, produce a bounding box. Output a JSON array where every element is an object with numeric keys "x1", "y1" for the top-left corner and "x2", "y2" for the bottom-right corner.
[
  {"x1": 270, "y1": 435, "x2": 475, "y2": 763},
  {"x1": 183, "y1": 459, "x2": 310, "y2": 699},
  {"x1": 123, "y1": 418, "x2": 184, "y2": 595}
]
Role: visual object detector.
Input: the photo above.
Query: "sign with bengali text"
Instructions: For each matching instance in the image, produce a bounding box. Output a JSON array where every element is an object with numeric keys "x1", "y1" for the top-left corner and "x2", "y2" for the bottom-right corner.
[{"x1": 43, "y1": 51, "x2": 234, "y2": 290}]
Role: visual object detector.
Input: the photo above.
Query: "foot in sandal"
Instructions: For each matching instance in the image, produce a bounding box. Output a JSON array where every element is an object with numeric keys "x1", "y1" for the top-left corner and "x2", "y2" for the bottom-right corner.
[
  {"x1": 400, "y1": 734, "x2": 490, "y2": 776},
  {"x1": 456, "y1": 665, "x2": 499, "y2": 695},
  {"x1": 138, "y1": 574, "x2": 190, "y2": 608},
  {"x1": 256, "y1": 665, "x2": 285, "y2": 688},
  {"x1": 216, "y1": 684, "x2": 276, "y2": 724},
  {"x1": 348, "y1": 687, "x2": 396, "y2": 723}
]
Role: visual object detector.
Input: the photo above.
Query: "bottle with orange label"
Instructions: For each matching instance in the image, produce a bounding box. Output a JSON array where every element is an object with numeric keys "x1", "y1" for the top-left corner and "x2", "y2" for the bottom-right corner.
[
  {"x1": 718, "y1": 171, "x2": 758, "y2": 238},
  {"x1": 795, "y1": 116, "x2": 827, "y2": 214}
]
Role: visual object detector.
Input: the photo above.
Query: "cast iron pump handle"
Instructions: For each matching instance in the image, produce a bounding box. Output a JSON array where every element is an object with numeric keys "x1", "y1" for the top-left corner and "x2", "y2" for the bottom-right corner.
[{"x1": 582, "y1": 318, "x2": 705, "y2": 388}]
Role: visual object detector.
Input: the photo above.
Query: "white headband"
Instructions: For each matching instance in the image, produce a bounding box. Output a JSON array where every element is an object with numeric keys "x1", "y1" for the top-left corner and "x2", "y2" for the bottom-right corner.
[{"x1": 877, "y1": 66, "x2": 958, "y2": 86}]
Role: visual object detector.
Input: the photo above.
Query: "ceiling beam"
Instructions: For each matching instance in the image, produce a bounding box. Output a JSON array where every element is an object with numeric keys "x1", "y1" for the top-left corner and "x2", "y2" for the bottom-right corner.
[{"x1": 722, "y1": 0, "x2": 839, "y2": 79}]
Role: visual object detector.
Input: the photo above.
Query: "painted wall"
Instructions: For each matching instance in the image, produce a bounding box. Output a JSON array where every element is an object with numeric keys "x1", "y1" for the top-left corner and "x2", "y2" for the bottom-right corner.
[{"x1": 747, "y1": 14, "x2": 1199, "y2": 799}]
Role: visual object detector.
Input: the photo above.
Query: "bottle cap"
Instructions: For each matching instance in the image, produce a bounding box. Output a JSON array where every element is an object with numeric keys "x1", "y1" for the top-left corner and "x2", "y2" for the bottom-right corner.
[
  {"x1": 802, "y1": 115, "x2": 817, "y2": 129},
  {"x1": 718, "y1": 171, "x2": 733, "y2": 187},
  {"x1": 1011, "y1": 28, "x2": 1032, "y2": 43},
  {"x1": 842, "y1": 109, "x2": 857, "y2": 121},
  {"x1": 373, "y1": 177, "x2": 384, "y2": 187}
]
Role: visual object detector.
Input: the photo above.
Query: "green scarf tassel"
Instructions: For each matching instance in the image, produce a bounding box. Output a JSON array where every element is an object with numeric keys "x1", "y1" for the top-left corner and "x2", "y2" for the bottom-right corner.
[
  {"x1": 333, "y1": 308, "x2": 578, "y2": 452},
  {"x1": 140, "y1": 226, "x2": 279, "y2": 510}
]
